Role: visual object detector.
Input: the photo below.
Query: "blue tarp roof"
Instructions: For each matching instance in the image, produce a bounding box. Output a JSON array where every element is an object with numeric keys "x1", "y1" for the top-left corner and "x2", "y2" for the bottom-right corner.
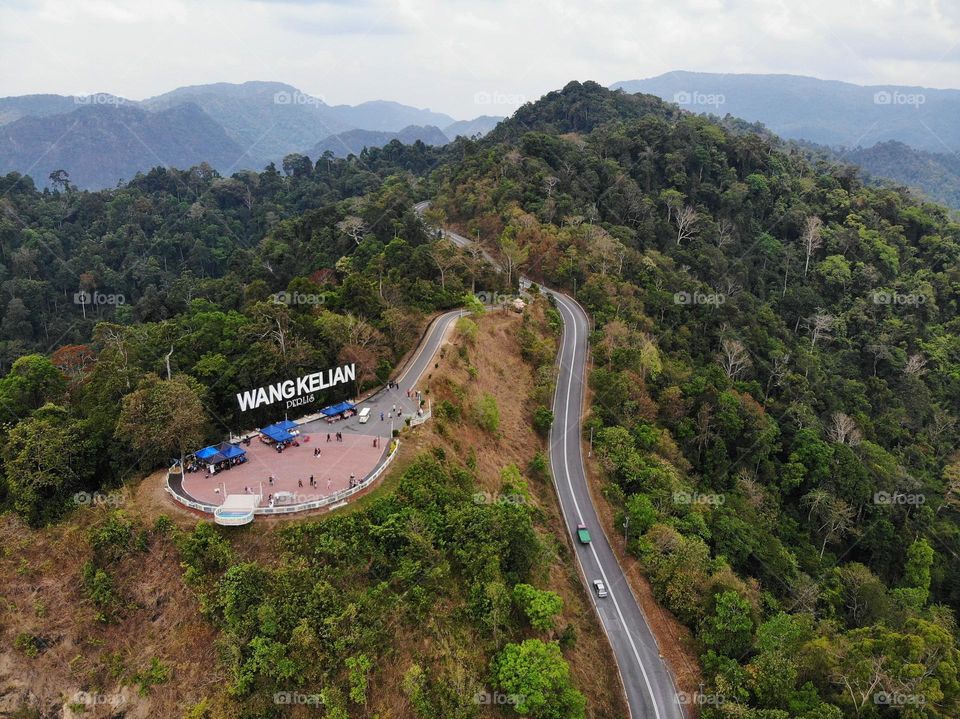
[
  {"x1": 216, "y1": 442, "x2": 247, "y2": 459},
  {"x1": 195, "y1": 446, "x2": 220, "y2": 461},
  {"x1": 320, "y1": 401, "x2": 355, "y2": 417},
  {"x1": 276, "y1": 419, "x2": 298, "y2": 431},
  {"x1": 260, "y1": 424, "x2": 294, "y2": 443},
  {"x1": 195, "y1": 441, "x2": 246, "y2": 463}
]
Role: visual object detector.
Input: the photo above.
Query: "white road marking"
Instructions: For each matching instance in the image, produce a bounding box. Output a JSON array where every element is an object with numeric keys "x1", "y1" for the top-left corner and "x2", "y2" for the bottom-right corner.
[{"x1": 550, "y1": 291, "x2": 664, "y2": 719}]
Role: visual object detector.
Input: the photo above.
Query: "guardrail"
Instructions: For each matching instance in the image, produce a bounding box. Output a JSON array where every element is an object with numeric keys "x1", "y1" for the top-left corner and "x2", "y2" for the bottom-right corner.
[
  {"x1": 408, "y1": 407, "x2": 432, "y2": 426},
  {"x1": 166, "y1": 439, "x2": 400, "y2": 517}
]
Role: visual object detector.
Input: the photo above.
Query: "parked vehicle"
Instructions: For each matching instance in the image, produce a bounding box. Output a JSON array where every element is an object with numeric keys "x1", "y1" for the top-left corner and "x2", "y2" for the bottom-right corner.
[{"x1": 358, "y1": 407, "x2": 371, "y2": 424}]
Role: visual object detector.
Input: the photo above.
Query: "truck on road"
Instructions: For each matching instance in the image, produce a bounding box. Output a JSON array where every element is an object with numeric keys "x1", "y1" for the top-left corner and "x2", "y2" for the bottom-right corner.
[{"x1": 576, "y1": 523, "x2": 591, "y2": 544}]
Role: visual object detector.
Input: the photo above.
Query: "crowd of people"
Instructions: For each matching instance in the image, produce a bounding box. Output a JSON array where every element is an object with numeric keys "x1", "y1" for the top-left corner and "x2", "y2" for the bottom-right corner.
[{"x1": 185, "y1": 455, "x2": 248, "y2": 476}]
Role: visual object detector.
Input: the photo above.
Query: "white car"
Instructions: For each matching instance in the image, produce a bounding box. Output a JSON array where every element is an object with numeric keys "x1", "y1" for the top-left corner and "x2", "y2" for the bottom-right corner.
[{"x1": 593, "y1": 579, "x2": 608, "y2": 598}]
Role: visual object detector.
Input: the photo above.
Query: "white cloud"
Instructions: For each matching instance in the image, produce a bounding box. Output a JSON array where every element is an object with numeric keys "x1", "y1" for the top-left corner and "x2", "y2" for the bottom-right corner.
[{"x1": 0, "y1": 0, "x2": 957, "y2": 118}]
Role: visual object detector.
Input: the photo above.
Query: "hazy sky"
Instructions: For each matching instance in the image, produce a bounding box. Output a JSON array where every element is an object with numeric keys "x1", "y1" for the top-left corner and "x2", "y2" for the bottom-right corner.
[{"x1": 1, "y1": 0, "x2": 958, "y2": 119}]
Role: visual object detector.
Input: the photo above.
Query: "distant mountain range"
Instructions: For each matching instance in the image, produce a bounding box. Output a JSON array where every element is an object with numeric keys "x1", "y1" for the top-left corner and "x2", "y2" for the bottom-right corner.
[
  {"x1": 0, "y1": 82, "x2": 503, "y2": 189},
  {"x1": 822, "y1": 140, "x2": 960, "y2": 210},
  {"x1": 613, "y1": 72, "x2": 960, "y2": 208},
  {"x1": 0, "y1": 103, "x2": 244, "y2": 190}
]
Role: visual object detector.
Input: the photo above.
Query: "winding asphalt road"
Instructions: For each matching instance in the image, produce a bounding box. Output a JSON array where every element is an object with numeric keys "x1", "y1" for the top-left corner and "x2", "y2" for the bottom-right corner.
[
  {"x1": 547, "y1": 290, "x2": 683, "y2": 719},
  {"x1": 415, "y1": 201, "x2": 683, "y2": 719}
]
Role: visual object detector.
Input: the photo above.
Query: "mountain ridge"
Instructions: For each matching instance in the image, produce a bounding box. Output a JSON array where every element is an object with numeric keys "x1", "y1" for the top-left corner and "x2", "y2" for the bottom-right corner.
[{"x1": 0, "y1": 81, "x2": 500, "y2": 188}]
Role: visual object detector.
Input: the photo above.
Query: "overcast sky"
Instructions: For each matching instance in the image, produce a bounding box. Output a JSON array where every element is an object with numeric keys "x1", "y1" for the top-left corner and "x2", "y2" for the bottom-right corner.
[{"x1": 1, "y1": 0, "x2": 958, "y2": 119}]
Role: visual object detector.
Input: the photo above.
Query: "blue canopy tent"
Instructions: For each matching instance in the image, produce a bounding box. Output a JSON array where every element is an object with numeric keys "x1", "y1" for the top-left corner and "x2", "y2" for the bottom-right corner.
[
  {"x1": 320, "y1": 401, "x2": 355, "y2": 417},
  {"x1": 216, "y1": 442, "x2": 247, "y2": 460},
  {"x1": 276, "y1": 419, "x2": 298, "y2": 431},
  {"x1": 259, "y1": 424, "x2": 295, "y2": 443},
  {"x1": 195, "y1": 446, "x2": 226, "y2": 464}
]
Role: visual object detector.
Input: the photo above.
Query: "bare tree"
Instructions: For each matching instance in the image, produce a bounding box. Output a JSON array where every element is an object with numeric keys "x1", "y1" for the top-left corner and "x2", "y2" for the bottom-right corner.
[
  {"x1": 719, "y1": 275, "x2": 742, "y2": 299},
  {"x1": 674, "y1": 205, "x2": 699, "y2": 245},
  {"x1": 425, "y1": 238, "x2": 460, "y2": 289},
  {"x1": 718, "y1": 338, "x2": 752, "y2": 380},
  {"x1": 543, "y1": 175, "x2": 560, "y2": 197},
  {"x1": 587, "y1": 229, "x2": 625, "y2": 276},
  {"x1": 715, "y1": 218, "x2": 736, "y2": 249},
  {"x1": 827, "y1": 412, "x2": 862, "y2": 446},
  {"x1": 804, "y1": 490, "x2": 856, "y2": 558},
  {"x1": 834, "y1": 654, "x2": 887, "y2": 716},
  {"x1": 764, "y1": 352, "x2": 791, "y2": 402},
  {"x1": 499, "y1": 234, "x2": 529, "y2": 289},
  {"x1": 903, "y1": 352, "x2": 928, "y2": 377},
  {"x1": 801, "y1": 216, "x2": 823, "y2": 277},
  {"x1": 939, "y1": 459, "x2": 960, "y2": 515},
  {"x1": 929, "y1": 410, "x2": 956, "y2": 459},
  {"x1": 805, "y1": 310, "x2": 835, "y2": 347},
  {"x1": 786, "y1": 573, "x2": 820, "y2": 614},
  {"x1": 337, "y1": 215, "x2": 367, "y2": 245},
  {"x1": 865, "y1": 339, "x2": 894, "y2": 375}
]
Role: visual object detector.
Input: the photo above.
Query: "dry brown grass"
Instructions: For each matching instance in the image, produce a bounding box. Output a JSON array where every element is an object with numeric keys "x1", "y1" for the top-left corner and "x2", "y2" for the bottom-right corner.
[
  {"x1": 0, "y1": 510, "x2": 219, "y2": 718},
  {"x1": 400, "y1": 302, "x2": 630, "y2": 719}
]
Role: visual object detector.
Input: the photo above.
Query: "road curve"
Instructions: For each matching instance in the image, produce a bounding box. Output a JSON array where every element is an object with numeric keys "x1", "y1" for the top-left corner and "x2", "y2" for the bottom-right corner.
[
  {"x1": 546, "y1": 289, "x2": 684, "y2": 719},
  {"x1": 414, "y1": 200, "x2": 682, "y2": 719}
]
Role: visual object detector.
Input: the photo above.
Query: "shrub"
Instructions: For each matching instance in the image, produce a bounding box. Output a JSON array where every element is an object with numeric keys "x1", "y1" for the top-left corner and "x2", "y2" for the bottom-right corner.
[
  {"x1": 475, "y1": 393, "x2": 500, "y2": 433},
  {"x1": 153, "y1": 515, "x2": 175, "y2": 535},
  {"x1": 532, "y1": 406, "x2": 554, "y2": 436},
  {"x1": 527, "y1": 452, "x2": 549, "y2": 481},
  {"x1": 132, "y1": 657, "x2": 171, "y2": 696},
  {"x1": 14, "y1": 632, "x2": 41, "y2": 657}
]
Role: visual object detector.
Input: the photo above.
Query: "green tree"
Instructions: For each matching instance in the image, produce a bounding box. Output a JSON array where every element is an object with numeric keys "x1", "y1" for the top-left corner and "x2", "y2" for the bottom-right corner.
[
  {"x1": 491, "y1": 640, "x2": 585, "y2": 719},
  {"x1": 3, "y1": 404, "x2": 92, "y2": 525},
  {"x1": 701, "y1": 591, "x2": 754, "y2": 657},
  {"x1": 115, "y1": 373, "x2": 208, "y2": 468},
  {"x1": 513, "y1": 584, "x2": 564, "y2": 632}
]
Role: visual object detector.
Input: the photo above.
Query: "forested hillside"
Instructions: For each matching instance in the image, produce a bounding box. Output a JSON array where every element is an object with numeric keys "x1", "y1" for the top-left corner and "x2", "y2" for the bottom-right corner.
[
  {"x1": 0, "y1": 137, "x2": 502, "y2": 526},
  {"x1": 433, "y1": 80, "x2": 960, "y2": 719},
  {"x1": 1, "y1": 77, "x2": 959, "y2": 719}
]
